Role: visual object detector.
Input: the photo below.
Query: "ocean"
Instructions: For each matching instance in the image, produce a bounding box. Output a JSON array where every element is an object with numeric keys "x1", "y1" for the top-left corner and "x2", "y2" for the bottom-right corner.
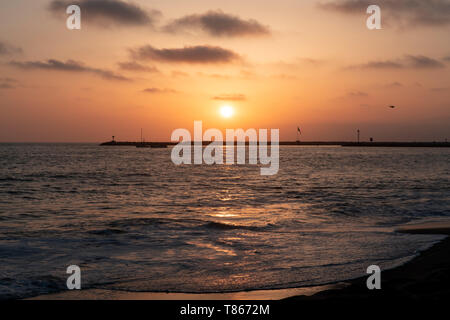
[{"x1": 0, "y1": 144, "x2": 449, "y2": 299}]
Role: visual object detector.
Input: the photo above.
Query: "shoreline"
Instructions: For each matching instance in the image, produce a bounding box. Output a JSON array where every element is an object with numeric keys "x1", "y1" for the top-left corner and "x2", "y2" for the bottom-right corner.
[
  {"x1": 27, "y1": 283, "x2": 348, "y2": 300},
  {"x1": 28, "y1": 220, "x2": 450, "y2": 300},
  {"x1": 286, "y1": 220, "x2": 450, "y2": 301}
]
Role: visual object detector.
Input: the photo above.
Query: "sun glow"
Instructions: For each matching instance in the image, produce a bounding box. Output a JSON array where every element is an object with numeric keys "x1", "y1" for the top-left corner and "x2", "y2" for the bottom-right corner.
[{"x1": 220, "y1": 105, "x2": 234, "y2": 118}]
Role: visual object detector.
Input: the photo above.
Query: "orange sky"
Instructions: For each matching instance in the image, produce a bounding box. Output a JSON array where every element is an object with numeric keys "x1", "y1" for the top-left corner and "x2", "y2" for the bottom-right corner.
[{"x1": 0, "y1": 0, "x2": 449, "y2": 142}]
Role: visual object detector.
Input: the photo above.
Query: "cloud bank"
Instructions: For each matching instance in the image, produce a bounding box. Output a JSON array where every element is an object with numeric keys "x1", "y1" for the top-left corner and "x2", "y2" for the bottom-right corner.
[
  {"x1": 131, "y1": 45, "x2": 240, "y2": 64},
  {"x1": 319, "y1": 0, "x2": 450, "y2": 27},
  {"x1": 10, "y1": 59, "x2": 130, "y2": 81},
  {"x1": 0, "y1": 41, "x2": 22, "y2": 55},
  {"x1": 48, "y1": 0, "x2": 161, "y2": 27},
  {"x1": 164, "y1": 10, "x2": 270, "y2": 37},
  {"x1": 118, "y1": 61, "x2": 159, "y2": 72},
  {"x1": 142, "y1": 87, "x2": 178, "y2": 94},
  {"x1": 348, "y1": 55, "x2": 445, "y2": 70}
]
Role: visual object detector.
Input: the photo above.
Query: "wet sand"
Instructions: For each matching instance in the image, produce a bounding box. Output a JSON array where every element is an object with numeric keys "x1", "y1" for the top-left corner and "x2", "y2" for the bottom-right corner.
[
  {"x1": 28, "y1": 283, "x2": 348, "y2": 300},
  {"x1": 29, "y1": 221, "x2": 450, "y2": 301},
  {"x1": 286, "y1": 220, "x2": 450, "y2": 302}
]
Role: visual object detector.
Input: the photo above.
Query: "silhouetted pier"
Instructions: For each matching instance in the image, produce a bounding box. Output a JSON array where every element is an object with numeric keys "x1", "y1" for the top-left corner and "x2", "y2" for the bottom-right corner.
[{"x1": 100, "y1": 141, "x2": 450, "y2": 148}]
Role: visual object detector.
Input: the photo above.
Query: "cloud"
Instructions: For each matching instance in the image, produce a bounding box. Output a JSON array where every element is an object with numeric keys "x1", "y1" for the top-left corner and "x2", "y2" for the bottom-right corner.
[
  {"x1": 142, "y1": 87, "x2": 178, "y2": 94},
  {"x1": 405, "y1": 55, "x2": 445, "y2": 68},
  {"x1": 347, "y1": 60, "x2": 404, "y2": 70},
  {"x1": 336, "y1": 90, "x2": 370, "y2": 101},
  {"x1": 0, "y1": 83, "x2": 14, "y2": 89},
  {"x1": 196, "y1": 72, "x2": 231, "y2": 79},
  {"x1": 319, "y1": 0, "x2": 450, "y2": 27},
  {"x1": 171, "y1": 70, "x2": 189, "y2": 78},
  {"x1": 9, "y1": 59, "x2": 130, "y2": 81},
  {"x1": 213, "y1": 94, "x2": 246, "y2": 101},
  {"x1": 299, "y1": 58, "x2": 325, "y2": 66},
  {"x1": 444, "y1": 55, "x2": 450, "y2": 62},
  {"x1": 0, "y1": 78, "x2": 19, "y2": 89},
  {"x1": 385, "y1": 81, "x2": 403, "y2": 88},
  {"x1": 347, "y1": 91, "x2": 369, "y2": 97},
  {"x1": 164, "y1": 10, "x2": 270, "y2": 37},
  {"x1": 0, "y1": 41, "x2": 22, "y2": 55},
  {"x1": 118, "y1": 61, "x2": 159, "y2": 72},
  {"x1": 347, "y1": 55, "x2": 445, "y2": 70},
  {"x1": 131, "y1": 45, "x2": 240, "y2": 64},
  {"x1": 430, "y1": 87, "x2": 449, "y2": 92},
  {"x1": 48, "y1": 0, "x2": 161, "y2": 27}
]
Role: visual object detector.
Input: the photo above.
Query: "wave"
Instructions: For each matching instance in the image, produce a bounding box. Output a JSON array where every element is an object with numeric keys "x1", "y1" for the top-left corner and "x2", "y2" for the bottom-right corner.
[
  {"x1": 0, "y1": 177, "x2": 33, "y2": 182},
  {"x1": 202, "y1": 221, "x2": 272, "y2": 231},
  {"x1": 107, "y1": 216, "x2": 275, "y2": 232},
  {"x1": 88, "y1": 228, "x2": 127, "y2": 236}
]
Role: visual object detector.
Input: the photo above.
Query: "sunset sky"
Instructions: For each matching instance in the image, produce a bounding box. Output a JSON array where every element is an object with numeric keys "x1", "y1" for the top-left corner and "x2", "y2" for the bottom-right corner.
[{"x1": 1, "y1": 0, "x2": 449, "y2": 142}]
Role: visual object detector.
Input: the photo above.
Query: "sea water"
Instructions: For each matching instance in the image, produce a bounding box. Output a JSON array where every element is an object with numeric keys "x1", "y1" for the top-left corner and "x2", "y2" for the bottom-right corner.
[{"x1": 0, "y1": 144, "x2": 449, "y2": 299}]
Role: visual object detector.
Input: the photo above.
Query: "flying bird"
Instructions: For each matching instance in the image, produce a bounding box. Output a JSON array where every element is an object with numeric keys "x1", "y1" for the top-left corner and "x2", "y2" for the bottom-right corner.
[{"x1": 389, "y1": 105, "x2": 396, "y2": 109}]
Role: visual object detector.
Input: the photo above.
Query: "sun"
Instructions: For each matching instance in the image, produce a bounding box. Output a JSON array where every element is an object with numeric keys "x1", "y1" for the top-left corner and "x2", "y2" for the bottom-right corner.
[{"x1": 220, "y1": 105, "x2": 234, "y2": 118}]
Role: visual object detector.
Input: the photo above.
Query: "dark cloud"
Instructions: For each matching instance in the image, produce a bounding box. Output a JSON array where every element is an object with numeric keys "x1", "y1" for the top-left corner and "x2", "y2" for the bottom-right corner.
[
  {"x1": 319, "y1": 0, "x2": 450, "y2": 27},
  {"x1": 118, "y1": 61, "x2": 159, "y2": 72},
  {"x1": 164, "y1": 10, "x2": 270, "y2": 37},
  {"x1": 444, "y1": 55, "x2": 450, "y2": 62},
  {"x1": 9, "y1": 59, "x2": 130, "y2": 81},
  {"x1": 405, "y1": 55, "x2": 445, "y2": 68},
  {"x1": 131, "y1": 45, "x2": 240, "y2": 64},
  {"x1": 48, "y1": 0, "x2": 161, "y2": 27},
  {"x1": 348, "y1": 60, "x2": 404, "y2": 70},
  {"x1": 347, "y1": 55, "x2": 445, "y2": 70},
  {"x1": 213, "y1": 94, "x2": 246, "y2": 101},
  {"x1": 142, "y1": 87, "x2": 178, "y2": 94},
  {"x1": 0, "y1": 41, "x2": 22, "y2": 55}
]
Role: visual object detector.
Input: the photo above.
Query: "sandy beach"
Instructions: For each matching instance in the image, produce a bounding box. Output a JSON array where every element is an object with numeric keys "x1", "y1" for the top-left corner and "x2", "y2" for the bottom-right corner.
[{"x1": 28, "y1": 220, "x2": 450, "y2": 301}]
